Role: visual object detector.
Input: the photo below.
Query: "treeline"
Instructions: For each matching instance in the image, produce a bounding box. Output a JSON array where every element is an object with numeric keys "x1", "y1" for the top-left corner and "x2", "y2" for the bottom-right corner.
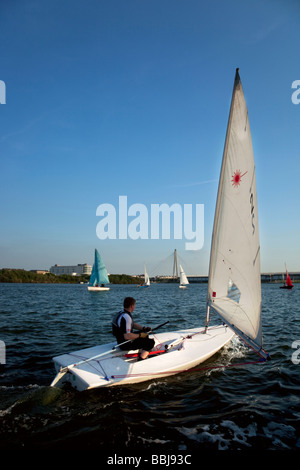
[
  {"x1": 0, "y1": 269, "x2": 89, "y2": 284},
  {"x1": 109, "y1": 274, "x2": 143, "y2": 284},
  {"x1": 0, "y1": 269, "x2": 142, "y2": 285}
]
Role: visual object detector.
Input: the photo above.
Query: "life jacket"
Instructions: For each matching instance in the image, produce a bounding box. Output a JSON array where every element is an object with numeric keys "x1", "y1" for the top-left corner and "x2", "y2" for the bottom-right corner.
[{"x1": 112, "y1": 310, "x2": 132, "y2": 338}]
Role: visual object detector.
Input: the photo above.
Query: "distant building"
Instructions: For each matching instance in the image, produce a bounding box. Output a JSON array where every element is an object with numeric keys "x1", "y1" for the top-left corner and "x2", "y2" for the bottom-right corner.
[
  {"x1": 30, "y1": 270, "x2": 49, "y2": 275},
  {"x1": 50, "y1": 263, "x2": 92, "y2": 276}
]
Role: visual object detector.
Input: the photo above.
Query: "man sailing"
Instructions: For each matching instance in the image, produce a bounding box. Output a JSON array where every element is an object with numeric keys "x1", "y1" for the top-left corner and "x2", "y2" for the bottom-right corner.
[{"x1": 112, "y1": 297, "x2": 155, "y2": 360}]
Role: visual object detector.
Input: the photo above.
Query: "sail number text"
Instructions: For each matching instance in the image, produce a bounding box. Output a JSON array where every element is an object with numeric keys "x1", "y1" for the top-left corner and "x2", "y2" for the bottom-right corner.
[{"x1": 250, "y1": 191, "x2": 255, "y2": 234}]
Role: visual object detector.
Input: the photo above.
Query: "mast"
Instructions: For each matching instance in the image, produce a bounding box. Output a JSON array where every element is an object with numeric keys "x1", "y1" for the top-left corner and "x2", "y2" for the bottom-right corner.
[{"x1": 173, "y1": 249, "x2": 179, "y2": 279}]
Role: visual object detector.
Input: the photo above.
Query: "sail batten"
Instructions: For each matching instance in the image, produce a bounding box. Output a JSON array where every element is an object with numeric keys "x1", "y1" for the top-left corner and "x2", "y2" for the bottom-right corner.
[{"x1": 206, "y1": 69, "x2": 263, "y2": 353}]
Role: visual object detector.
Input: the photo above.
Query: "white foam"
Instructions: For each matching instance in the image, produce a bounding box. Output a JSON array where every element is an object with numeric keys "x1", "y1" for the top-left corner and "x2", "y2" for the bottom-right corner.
[
  {"x1": 263, "y1": 421, "x2": 296, "y2": 449},
  {"x1": 177, "y1": 419, "x2": 259, "y2": 450}
]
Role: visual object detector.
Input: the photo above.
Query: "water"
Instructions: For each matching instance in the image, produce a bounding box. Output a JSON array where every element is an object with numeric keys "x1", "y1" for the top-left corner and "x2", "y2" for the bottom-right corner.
[{"x1": 0, "y1": 282, "x2": 299, "y2": 454}]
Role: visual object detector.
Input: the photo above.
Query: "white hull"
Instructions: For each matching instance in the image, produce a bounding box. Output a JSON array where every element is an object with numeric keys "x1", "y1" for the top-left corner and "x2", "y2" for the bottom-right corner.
[
  {"x1": 51, "y1": 325, "x2": 234, "y2": 391},
  {"x1": 179, "y1": 285, "x2": 187, "y2": 289},
  {"x1": 87, "y1": 286, "x2": 110, "y2": 291}
]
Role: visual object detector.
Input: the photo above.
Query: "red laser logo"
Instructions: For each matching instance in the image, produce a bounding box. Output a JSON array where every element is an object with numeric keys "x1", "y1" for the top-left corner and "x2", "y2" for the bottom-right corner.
[{"x1": 231, "y1": 170, "x2": 248, "y2": 187}]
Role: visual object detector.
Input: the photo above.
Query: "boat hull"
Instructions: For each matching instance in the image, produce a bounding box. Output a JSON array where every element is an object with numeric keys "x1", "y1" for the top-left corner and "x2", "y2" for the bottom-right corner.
[
  {"x1": 87, "y1": 286, "x2": 110, "y2": 291},
  {"x1": 51, "y1": 325, "x2": 235, "y2": 391}
]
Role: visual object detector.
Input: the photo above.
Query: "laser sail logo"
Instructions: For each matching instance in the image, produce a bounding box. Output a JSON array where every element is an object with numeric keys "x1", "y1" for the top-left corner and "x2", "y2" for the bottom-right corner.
[
  {"x1": 231, "y1": 170, "x2": 247, "y2": 188},
  {"x1": 291, "y1": 80, "x2": 300, "y2": 105},
  {"x1": 96, "y1": 196, "x2": 204, "y2": 250},
  {"x1": 0, "y1": 80, "x2": 6, "y2": 104}
]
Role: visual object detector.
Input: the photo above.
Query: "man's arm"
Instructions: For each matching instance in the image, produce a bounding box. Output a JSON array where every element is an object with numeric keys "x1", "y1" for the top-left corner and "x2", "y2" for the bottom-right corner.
[
  {"x1": 123, "y1": 331, "x2": 140, "y2": 340},
  {"x1": 124, "y1": 322, "x2": 148, "y2": 340}
]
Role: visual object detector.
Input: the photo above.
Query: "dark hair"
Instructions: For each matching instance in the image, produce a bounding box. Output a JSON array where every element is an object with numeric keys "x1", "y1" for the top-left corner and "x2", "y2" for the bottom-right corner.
[{"x1": 123, "y1": 297, "x2": 136, "y2": 309}]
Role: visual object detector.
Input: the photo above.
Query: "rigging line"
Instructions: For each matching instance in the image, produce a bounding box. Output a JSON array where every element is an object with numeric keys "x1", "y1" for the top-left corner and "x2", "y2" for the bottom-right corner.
[
  {"x1": 110, "y1": 358, "x2": 266, "y2": 379},
  {"x1": 77, "y1": 354, "x2": 110, "y2": 380},
  {"x1": 95, "y1": 360, "x2": 109, "y2": 381},
  {"x1": 151, "y1": 332, "x2": 163, "y2": 349},
  {"x1": 209, "y1": 306, "x2": 269, "y2": 360},
  {"x1": 239, "y1": 335, "x2": 270, "y2": 360},
  {"x1": 148, "y1": 252, "x2": 174, "y2": 277},
  {"x1": 67, "y1": 353, "x2": 92, "y2": 362}
]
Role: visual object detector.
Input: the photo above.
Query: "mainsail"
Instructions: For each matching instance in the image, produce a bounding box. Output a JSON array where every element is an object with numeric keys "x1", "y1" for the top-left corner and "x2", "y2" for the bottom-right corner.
[
  {"x1": 286, "y1": 271, "x2": 293, "y2": 288},
  {"x1": 144, "y1": 264, "x2": 150, "y2": 286},
  {"x1": 206, "y1": 69, "x2": 267, "y2": 359},
  {"x1": 282, "y1": 264, "x2": 294, "y2": 288},
  {"x1": 179, "y1": 264, "x2": 189, "y2": 286},
  {"x1": 89, "y1": 249, "x2": 109, "y2": 286}
]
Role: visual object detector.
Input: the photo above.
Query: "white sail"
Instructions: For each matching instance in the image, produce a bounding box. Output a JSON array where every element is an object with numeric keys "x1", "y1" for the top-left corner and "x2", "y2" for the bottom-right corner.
[
  {"x1": 206, "y1": 69, "x2": 264, "y2": 355},
  {"x1": 144, "y1": 264, "x2": 150, "y2": 286},
  {"x1": 179, "y1": 264, "x2": 189, "y2": 286}
]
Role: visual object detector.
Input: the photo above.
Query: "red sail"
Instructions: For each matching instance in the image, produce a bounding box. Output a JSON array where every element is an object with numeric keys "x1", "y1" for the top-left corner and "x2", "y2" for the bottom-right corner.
[{"x1": 286, "y1": 271, "x2": 293, "y2": 287}]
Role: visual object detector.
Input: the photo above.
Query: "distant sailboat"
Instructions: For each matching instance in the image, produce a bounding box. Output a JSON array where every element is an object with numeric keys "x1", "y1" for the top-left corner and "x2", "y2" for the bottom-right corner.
[
  {"x1": 280, "y1": 265, "x2": 294, "y2": 289},
  {"x1": 179, "y1": 265, "x2": 189, "y2": 289},
  {"x1": 139, "y1": 264, "x2": 150, "y2": 288},
  {"x1": 87, "y1": 249, "x2": 110, "y2": 291}
]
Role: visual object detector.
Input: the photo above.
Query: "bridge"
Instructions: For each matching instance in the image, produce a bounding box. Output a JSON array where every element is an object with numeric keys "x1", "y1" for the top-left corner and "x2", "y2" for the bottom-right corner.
[
  {"x1": 149, "y1": 250, "x2": 299, "y2": 283},
  {"x1": 153, "y1": 273, "x2": 300, "y2": 283}
]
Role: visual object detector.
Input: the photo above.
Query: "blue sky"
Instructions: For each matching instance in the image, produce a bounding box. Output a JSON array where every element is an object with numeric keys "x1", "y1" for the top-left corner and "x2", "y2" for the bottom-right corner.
[{"x1": 0, "y1": 0, "x2": 299, "y2": 276}]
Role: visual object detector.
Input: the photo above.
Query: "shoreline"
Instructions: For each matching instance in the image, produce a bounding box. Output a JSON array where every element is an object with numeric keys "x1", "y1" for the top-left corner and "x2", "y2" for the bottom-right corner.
[
  {"x1": 0, "y1": 269, "x2": 142, "y2": 285},
  {"x1": 0, "y1": 268, "x2": 298, "y2": 285}
]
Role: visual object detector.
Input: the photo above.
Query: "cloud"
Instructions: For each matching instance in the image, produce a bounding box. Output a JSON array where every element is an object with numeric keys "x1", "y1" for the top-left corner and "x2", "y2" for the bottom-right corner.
[
  {"x1": 248, "y1": 19, "x2": 283, "y2": 45},
  {"x1": 0, "y1": 114, "x2": 45, "y2": 143}
]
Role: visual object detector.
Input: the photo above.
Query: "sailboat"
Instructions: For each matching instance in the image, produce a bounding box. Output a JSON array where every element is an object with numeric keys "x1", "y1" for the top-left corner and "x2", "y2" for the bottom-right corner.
[
  {"x1": 50, "y1": 69, "x2": 269, "y2": 391},
  {"x1": 280, "y1": 264, "x2": 294, "y2": 289},
  {"x1": 139, "y1": 264, "x2": 150, "y2": 288},
  {"x1": 179, "y1": 264, "x2": 189, "y2": 289},
  {"x1": 87, "y1": 249, "x2": 110, "y2": 291}
]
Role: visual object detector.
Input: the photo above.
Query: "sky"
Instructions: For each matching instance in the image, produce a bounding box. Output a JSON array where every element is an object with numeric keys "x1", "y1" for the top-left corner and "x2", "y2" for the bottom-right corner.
[{"x1": 0, "y1": 0, "x2": 299, "y2": 276}]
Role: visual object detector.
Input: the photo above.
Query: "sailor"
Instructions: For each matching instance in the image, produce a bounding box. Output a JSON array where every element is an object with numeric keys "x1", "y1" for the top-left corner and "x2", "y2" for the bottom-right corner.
[{"x1": 112, "y1": 297, "x2": 155, "y2": 360}]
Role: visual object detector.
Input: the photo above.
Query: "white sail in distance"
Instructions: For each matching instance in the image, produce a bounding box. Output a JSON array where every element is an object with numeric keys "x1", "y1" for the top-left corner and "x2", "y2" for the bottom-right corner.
[
  {"x1": 179, "y1": 265, "x2": 189, "y2": 286},
  {"x1": 144, "y1": 264, "x2": 150, "y2": 286},
  {"x1": 206, "y1": 69, "x2": 266, "y2": 357}
]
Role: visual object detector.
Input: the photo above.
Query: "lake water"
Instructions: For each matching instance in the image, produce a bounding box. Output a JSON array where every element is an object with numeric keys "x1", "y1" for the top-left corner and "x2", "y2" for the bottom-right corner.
[{"x1": 0, "y1": 282, "x2": 299, "y2": 456}]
